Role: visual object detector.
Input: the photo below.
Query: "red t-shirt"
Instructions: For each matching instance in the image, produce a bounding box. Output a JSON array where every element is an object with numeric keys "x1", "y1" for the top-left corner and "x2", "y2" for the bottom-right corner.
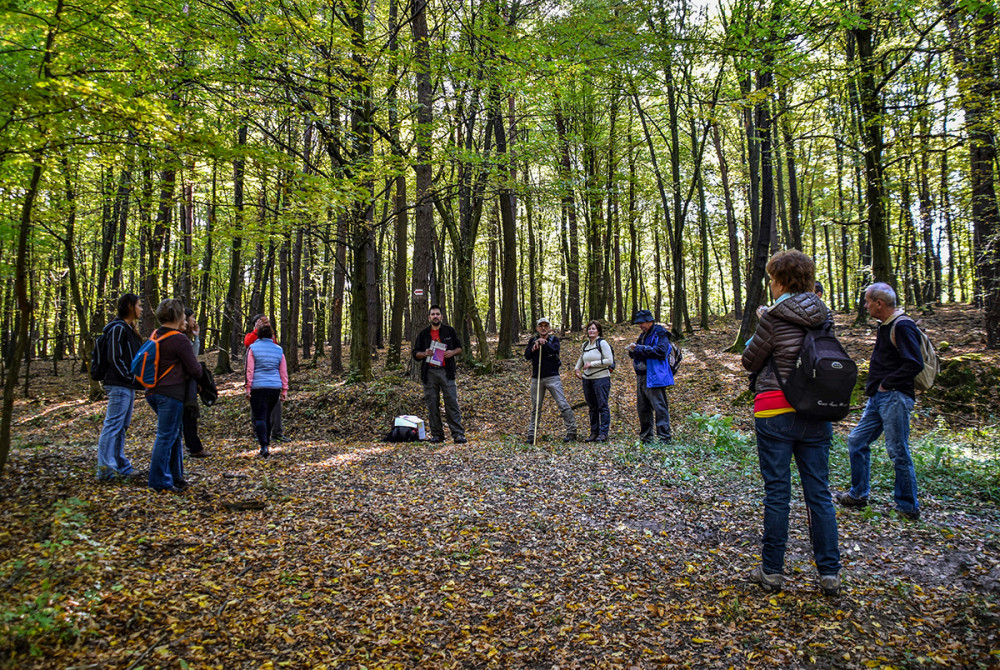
[{"x1": 430, "y1": 328, "x2": 441, "y2": 342}]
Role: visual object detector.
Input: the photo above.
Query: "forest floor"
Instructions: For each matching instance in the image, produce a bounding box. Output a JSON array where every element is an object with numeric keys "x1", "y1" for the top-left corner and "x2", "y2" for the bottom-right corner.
[{"x1": 1, "y1": 305, "x2": 999, "y2": 669}]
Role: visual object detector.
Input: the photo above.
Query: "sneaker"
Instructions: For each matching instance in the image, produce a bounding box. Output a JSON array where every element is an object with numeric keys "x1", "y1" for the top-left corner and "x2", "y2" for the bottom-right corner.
[
  {"x1": 563, "y1": 434, "x2": 577, "y2": 443},
  {"x1": 273, "y1": 436, "x2": 290, "y2": 443},
  {"x1": 834, "y1": 491, "x2": 869, "y2": 508},
  {"x1": 749, "y1": 566, "x2": 784, "y2": 592},
  {"x1": 894, "y1": 507, "x2": 920, "y2": 521},
  {"x1": 454, "y1": 436, "x2": 468, "y2": 444},
  {"x1": 819, "y1": 573, "x2": 841, "y2": 596}
]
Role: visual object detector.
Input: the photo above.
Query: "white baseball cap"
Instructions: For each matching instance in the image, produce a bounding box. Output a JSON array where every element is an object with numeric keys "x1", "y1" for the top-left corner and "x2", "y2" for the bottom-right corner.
[{"x1": 536, "y1": 317, "x2": 551, "y2": 325}]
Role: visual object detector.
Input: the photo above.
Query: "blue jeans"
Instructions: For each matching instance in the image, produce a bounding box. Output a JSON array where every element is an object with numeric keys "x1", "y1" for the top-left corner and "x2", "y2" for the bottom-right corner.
[
  {"x1": 97, "y1": 385, "x2": 136, "y2": 479},
  {"x1": 847, "y1": 391, "x2": 919, "y2": 513},
  {"x1": 755, "y1": 412, "x2": 841, "y2": 576},
  {"x1": 147, "y1": 394, "x2": 185, "y2": 490}
]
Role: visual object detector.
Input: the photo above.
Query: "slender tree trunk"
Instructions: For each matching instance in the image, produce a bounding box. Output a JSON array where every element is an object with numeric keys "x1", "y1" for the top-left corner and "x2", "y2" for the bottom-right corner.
[
  {"x1": 0, "y1": 154, "x2": 43, "y2": 479},
  {"x1": 712, "y1": 118, "x2": 742, "y2": 318},
  {"x1": 216, "y1": 124, "x2": 247, "y2": 374}
]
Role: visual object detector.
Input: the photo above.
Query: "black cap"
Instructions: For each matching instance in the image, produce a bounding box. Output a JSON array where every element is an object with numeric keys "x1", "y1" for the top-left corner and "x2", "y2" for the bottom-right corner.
[{"x1": 632, "y1": 309, "x2": 654, "y2": 324}]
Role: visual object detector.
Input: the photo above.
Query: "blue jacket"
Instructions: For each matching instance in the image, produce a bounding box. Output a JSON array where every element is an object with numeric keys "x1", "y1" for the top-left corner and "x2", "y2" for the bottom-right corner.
[
  {"x1": 248, "y1": 338, "x2": 285, "y2": 390},
  {"x1": 629, "y1": 323, "x2": 674, "y2": 388}
]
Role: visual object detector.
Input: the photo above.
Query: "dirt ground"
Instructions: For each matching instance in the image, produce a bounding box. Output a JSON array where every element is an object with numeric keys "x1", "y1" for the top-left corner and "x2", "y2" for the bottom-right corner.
[{"x1": 1, "y1": 305, "x2": 998, "y2": 668}]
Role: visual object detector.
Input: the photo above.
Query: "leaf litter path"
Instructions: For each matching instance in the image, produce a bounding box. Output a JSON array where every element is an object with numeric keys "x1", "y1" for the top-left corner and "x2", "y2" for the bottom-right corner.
[
  {"x1": 3, "y1": 436, "x2": 998, "y2": 669},
  {"x1": 2, "y1": 306, "x2": 999, "y2": 668}
]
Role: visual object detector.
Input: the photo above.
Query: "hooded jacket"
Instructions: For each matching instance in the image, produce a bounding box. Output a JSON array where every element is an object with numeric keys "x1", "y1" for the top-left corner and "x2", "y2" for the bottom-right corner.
[
  {"x1": 629, "y1": 323, "x2": 674, "y2": 388},
  {"x1": 742, "y1": 292, "x2": 831, "y2": 395}
]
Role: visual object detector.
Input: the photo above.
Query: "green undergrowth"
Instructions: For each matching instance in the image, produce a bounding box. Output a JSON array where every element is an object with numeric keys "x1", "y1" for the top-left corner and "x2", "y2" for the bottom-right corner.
[
  {"x1": 0, "y1": 498, "x2": 102, "y2": 661},
  {"x1": 600, "y1": 412, "x2": 1000, "y2": 506}
]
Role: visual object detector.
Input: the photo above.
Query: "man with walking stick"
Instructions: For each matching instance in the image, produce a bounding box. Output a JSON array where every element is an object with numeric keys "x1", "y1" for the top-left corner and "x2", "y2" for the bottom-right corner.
[{"x1": 524, "y1": 317, "x2": 578, "y2": 444}]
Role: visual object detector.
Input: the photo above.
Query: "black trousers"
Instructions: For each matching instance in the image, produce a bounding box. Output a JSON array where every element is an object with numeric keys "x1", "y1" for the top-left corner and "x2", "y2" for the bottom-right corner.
[
  {"x1": 182, "y1": 403, "x2": 203, "y2": 454},
  {"x1": 250, "y1": 389, "x2": 281, "y2": 448}
]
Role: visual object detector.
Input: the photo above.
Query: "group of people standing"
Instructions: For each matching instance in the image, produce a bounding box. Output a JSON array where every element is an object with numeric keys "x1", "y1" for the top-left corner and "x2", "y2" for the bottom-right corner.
[
  {"x1": 94, "y1": 298, "x2": 287, "y2": 492},
  {"x1": 94, "y1": 254, "x2": 927, "y2": 599},
  {"x1": 410, "y1": 305, "x2": 676, "y2": 446}
]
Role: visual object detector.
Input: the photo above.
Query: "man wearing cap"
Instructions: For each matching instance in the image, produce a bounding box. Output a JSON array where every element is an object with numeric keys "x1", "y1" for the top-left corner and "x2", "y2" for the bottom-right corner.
[
  {"x1": 626, "y1": 310, "x2": 674, "y2": 443},
  {"x1": 524, "y1": 317, "x2": 578, "y2": 443}
]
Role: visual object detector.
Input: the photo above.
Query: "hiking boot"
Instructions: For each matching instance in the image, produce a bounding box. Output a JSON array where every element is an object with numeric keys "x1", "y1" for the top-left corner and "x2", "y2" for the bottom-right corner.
[
  {"x1": 427, "y1": 436, "x2": 443, "y2": 443},
  {"x1": 259, "y1": 445, "x2": 269, "y2": 458},
  {"x1": 894, "y1": 507, "x2": 920, "y2": 521},
  {"x1": 523, "y1": 433, "x2": 537, "y2": 444},
  {"x1": 563, "y1": 434, "x2": 577, "y2": 443},
  {"x1": 583, "y1": 434, "x2": 598, "y2": 443},
  {"x1": 454, "y1": 436, "x2": 467, "y2": 444},
  {"x1": 595, "y1": 434, "x2": 608, "y2": 442},
  {"x1": 834, "y1": 491, "x2": 869, "y2": 508},
  {"x1": 750, "y1": 566, "x2": 784, "y2": 592},
  {"x1": 819, "y1": 573, "x2": 841, "y2": 596},
  {"x1": 188, "y1": 451, "x2": 209, "y2": 459}
]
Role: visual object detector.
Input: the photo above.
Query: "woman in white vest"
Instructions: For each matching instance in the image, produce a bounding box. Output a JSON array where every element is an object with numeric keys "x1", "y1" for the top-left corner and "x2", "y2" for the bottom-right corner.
[{"x1": 245, "y1": 325, "x2": 288, "y2": 457}]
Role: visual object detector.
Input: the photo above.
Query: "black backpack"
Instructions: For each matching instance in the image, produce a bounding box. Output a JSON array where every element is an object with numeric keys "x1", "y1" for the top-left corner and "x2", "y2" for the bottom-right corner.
[
  {"x1": 769, "y1": 322, "x2": 858, "y2": 421},
  {"x1": 385, "y1": 425, "x2": 419, "y2": 443},
  {"x1": 89, "y1": 321, "x2": 121, "y2": 382}
]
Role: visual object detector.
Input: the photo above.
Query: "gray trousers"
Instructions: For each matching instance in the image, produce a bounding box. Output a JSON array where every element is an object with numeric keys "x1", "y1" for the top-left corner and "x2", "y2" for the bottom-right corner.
[
  {"x1": 636, "y1": 374, "x2": 671, "y2": 442},
  {"x1": 423, "y1": 367, "x2": 465, "y2": 440},
  {"x1": 527, "y1": 375, "x2": 578, "y2": 436}
]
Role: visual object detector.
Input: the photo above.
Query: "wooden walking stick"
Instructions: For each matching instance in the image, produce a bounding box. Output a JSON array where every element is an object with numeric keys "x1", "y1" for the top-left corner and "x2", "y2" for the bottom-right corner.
[{"x1": 532, "y1": 341, "x2": 543, "y2": 447}]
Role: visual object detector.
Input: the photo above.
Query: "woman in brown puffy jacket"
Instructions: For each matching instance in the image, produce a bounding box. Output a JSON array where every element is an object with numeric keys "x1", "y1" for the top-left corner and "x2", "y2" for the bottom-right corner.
[{"x1": 741, "y1": 250, "x2": 841, "y2": 596}]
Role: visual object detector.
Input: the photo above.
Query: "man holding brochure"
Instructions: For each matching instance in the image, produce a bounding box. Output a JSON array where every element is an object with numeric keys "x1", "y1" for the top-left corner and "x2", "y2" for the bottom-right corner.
[{"x1": 412, "y1": 305, "x2": 467, "y2": 444}]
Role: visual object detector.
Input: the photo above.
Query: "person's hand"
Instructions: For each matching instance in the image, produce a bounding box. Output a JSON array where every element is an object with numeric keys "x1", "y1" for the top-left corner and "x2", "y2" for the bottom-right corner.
[
  {"x1": 191, "y1": 321, "x2": 200, "y2": 338},
  {"x1": 245, "y1": 391, "x2": 251, "y2": 399},
  {"x1": 756, "y1": 305, "x2": 767, "y2": 318},
  {"x1": 583, "y1": 362, "x2": 592, "y2": 370},
  {"x1": 424, "y1": 348, "x2": 434, "y2": 359},
  {"x1": 537, "y1": 337, "x2": 547, "y2": 347},
  {"x1": 574, "y1": 369, "x2": 583, "y2": 379},
  {"x1": 531, "y1": 341, "x2": 540, "y2": 351},
  {"x1": 281, "y1": 392, "x2": 288, "y2": 401},
  {"x1": 443, "y1": 349, "x2": 456, "y2": 359},
  {"x1": 626, "y1": 343, "x2": 636, "y2": 352}
]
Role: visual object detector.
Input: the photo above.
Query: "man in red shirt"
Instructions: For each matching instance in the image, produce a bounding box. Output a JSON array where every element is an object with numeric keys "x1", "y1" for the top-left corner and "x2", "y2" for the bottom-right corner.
[{"x1": 245, "y1": 314, "x2": 286, "y2": 442}]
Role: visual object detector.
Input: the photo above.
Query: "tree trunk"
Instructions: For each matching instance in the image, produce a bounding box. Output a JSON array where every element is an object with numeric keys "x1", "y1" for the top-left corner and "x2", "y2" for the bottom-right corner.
[
  {"x1": 0, "y1": 154, "x2": 43, "y2": 479},
  {"x1": 409, "y1": 0, "x2": 434, "y2": 380},
  {"x1": 216, "y1": 124, "x2": 247, "y2": 374}
]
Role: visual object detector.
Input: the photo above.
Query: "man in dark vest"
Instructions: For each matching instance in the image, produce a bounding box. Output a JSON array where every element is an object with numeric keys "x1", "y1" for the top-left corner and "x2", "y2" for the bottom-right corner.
[{"x1": 412, "y1": 305, "x2": 467, "y2": 444}]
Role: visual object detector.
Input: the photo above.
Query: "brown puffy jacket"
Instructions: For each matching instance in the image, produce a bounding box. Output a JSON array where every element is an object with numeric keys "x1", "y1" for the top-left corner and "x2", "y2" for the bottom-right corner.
[{"x1": 741, "y1": 292, "x2": 831, "y2": 395}]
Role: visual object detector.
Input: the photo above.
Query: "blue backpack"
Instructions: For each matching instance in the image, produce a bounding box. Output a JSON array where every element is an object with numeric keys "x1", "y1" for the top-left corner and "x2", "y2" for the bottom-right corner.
[{"x1": 131, "y1": 330, "x2": 180, "y2": 389}]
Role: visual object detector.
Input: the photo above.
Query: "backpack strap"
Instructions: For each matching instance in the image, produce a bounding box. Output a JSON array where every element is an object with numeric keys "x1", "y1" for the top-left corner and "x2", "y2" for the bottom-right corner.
[
  {"x1": 596, "y1": 337, "x2": 612, "y2": 366},
  {"x1": 889, "y1": 315, "x2": 913, "y2": 349}
]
